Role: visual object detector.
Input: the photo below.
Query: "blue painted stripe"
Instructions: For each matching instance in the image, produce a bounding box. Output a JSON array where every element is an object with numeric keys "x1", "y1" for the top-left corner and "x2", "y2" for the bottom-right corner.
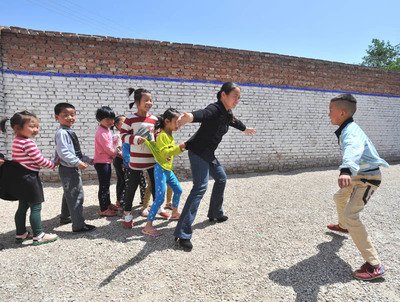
[{"x1": 2, "y1": 68, "x2": 400, "y2": 99}]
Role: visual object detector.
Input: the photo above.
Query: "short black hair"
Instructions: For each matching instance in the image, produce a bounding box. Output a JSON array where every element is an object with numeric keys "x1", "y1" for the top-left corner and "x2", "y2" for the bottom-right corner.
[
  {"x1": 96, "y1": 106, "x2": 115, "y2": 121},
  {"x1": 54, "y1": 102, "x2": 75, "y2": 115}
]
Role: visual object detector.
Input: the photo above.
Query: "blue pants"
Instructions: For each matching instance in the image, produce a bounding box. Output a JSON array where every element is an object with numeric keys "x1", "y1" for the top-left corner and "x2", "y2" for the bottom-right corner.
[
  {"x1": 174, "y1": 150, "x2": 227, "y2": 239},
  {"x1": 148, "y1": 164, "x2": 182, "y2": 221}
]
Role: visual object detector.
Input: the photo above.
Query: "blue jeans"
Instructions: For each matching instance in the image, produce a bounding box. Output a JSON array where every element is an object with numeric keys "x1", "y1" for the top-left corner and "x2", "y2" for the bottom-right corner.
[
  {"x1": 148, "y1": 164, "x2": 182, "y2": 221},
  {"x1": 174, "y1": 150, "x2": 227, "y2": 239}
]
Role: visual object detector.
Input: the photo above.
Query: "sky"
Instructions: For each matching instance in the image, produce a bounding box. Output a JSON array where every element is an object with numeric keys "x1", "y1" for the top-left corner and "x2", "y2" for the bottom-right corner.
[{"x1": 1, "y1": 0, "x2": 399, "y2": 65}]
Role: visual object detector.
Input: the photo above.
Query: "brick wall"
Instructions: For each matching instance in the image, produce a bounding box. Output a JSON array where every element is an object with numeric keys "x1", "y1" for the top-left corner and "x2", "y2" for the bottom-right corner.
[{"x1": 1, "y1": 26, "x2": 399, "y2": 181}]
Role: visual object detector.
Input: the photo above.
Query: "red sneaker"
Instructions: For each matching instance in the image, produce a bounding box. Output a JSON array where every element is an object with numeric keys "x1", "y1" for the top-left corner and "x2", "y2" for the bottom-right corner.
[
  {"x1": 158, "y1": 211, "x2": 171, "y2": 219},
  {"x1": 108, "y1": 204, "x2": 120, "y2": 211},
  {"x1": 353, "y1": 262, "x2": 385, "y2": 281},
  {"x1": 327, "y1": 224, "x2": 348, "y2": 234},
  {"x1": 98, "y1": 208, "x2": 117, "y2": 217},
  {"x1": 122, "y1": 220, "x2": 134, "y2": 229}
]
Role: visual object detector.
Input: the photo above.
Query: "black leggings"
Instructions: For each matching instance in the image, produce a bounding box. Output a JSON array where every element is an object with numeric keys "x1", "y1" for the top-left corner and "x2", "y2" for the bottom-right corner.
[
  {"x1": 123, "y1": 168, "x2": 155, "y2": 212},
  {"x1": 113, "y1": 157, "x2": 125, "y2": 202}
]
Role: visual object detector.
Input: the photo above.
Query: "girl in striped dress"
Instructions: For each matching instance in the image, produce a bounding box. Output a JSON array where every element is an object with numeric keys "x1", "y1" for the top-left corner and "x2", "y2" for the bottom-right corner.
[
  {"x1": 120, "y1": 88, "x2": 158, "y2": 229},
  {"x1": 0, "y1": 111, "x2": 58, "y2": 245}
]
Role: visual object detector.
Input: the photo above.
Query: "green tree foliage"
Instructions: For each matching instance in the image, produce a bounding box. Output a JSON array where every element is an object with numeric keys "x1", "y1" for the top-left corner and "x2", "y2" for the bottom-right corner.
[{"x1": 361, "y1": 39, "x2": 400, "y2": 71}]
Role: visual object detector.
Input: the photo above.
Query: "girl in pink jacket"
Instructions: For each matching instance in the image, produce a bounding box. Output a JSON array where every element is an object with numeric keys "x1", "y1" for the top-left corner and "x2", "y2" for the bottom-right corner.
[{"x1": 94, "y1": 106, "x2": 120, "y2": 217}]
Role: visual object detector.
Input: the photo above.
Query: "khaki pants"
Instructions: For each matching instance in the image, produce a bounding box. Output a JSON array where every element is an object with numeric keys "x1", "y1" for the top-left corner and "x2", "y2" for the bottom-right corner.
[{"x1": 333, "y1": 174, "x2": 382, "y2": 266}]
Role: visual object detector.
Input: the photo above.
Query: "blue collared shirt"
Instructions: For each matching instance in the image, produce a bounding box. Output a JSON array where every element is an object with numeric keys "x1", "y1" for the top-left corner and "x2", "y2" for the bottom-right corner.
[{"x1": 335, "y1": 118, "x2": 389, "y2": 175}]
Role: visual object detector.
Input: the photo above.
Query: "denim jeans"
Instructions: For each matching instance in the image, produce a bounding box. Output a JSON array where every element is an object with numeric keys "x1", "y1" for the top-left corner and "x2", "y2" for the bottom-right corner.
[
  {"x1": 94, "y1": 163, "x2": 112, "y2": 211},
  {"x1": 174, "y1": 150, "x2": 227, "y2": 239}
]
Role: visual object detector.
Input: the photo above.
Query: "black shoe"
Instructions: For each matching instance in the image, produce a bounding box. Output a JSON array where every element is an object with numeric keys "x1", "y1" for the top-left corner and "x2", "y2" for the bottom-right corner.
[
  {"x1": 73, "y1": 224, "x2": 96, "y2": 233},
  {"x1": 0, "y1": 243, "x2": 4, "y2": 250},
  {"x1": 209, "y1": 215, "x2": 229, "y2": 223},
  {"x1": 60, "y1": 217, "x2": 72, "y2": 225},
  {"x1": 175, "y1": 237, "x2": 193, "y2": 251}
]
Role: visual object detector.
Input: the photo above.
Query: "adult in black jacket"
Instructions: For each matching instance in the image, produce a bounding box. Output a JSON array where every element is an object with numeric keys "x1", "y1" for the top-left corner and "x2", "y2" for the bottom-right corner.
[{"x1": 173, "y1": 82, "x2": 256, "y2": 251}]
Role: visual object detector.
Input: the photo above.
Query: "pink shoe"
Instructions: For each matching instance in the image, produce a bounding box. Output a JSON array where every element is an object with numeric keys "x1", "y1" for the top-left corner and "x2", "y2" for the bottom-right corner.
[
  {"x1": 98, "y1": 208, "x2": 117, "y2": 217},
  {"x1": 158, "y1": 211, "x2": 171, "y2": 219}
]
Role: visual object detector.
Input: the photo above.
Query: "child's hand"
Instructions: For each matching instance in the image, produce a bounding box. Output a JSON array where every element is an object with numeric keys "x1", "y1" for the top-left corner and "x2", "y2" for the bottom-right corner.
[
  {"x1": 137, "y1": 136, "x2": 145, "y2": 145},
  {"x1": 338, "y1": 175, "x2": 351, "y2": 188},
  {"x1": 177, "y1": 112, "x2": 193, "y2": 128},
  {"x1": 179, "y1": 142, "x2": 186, "y2": 151},
  {"x1": 78, "y1": 162, "x2": 88, "y2": 170},
  {"x1": 244, "y1": 127, "x2": 256, "y2": 135}
]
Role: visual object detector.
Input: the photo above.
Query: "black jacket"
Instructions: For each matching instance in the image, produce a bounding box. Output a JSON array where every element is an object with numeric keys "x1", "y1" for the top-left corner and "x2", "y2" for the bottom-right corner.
[{"x1": 185, "y1": 100, "x2": 246, "y2": 162}]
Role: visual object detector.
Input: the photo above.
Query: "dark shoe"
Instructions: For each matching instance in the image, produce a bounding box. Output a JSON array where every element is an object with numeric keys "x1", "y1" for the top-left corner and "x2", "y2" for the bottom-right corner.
[
  {"x1": 15, "y1": 231, "x2": 33, "y2": 243},
  {"x1": 0, "y1": 243, "x2": 4, "y2": 250},
  {"x1": 175, "y1": 237, "x2": 193, "y2": 251},
  {"x1": 209, "y1": 215, "x2": 229, "y2": 223},
  {"x1": 353, "y1": 262, "x2": 385, "y2": 281},
  {"x1": 327, "y1": 223, "x2": 348, "y2": 234},
  {"x1": 60, "y1": 217, "x2": 72, "y2": 225},
  {"x1": 73, "y1": 224, "x2": 96, "y2": 233}
]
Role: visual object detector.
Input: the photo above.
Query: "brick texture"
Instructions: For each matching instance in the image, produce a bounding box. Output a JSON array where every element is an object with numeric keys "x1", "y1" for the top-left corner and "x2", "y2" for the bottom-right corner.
[{"x1": 0, "y1": 26, "x2": 399, "y2": 181}]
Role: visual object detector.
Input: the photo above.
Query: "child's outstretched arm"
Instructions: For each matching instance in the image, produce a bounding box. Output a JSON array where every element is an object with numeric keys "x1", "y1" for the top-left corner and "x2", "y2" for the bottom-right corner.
[
  {"x1": 156, "y1": 133, "x2": 184, "y2": 159},
  {"x1": 23, "y1": 140, "x2": 56, "y2": 169}
]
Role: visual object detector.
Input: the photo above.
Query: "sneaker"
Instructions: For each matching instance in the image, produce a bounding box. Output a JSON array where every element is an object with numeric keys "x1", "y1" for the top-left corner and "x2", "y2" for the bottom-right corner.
[
  {"x1": 158, "y1": 211, "x2": 171, "y2": 219},
  {"x1": 353, "y1": 262, "x2": 385, "y2": 281},
  {"x1": 209, "y1": 215, "x2": 229, "y2": 223},
  {"x1": 60, "y1": 217, "x2": 72, "y2": 225},
  {"x1": 98, "y1": 208, "x2": 117, "y2": 217},
  {"x1": 122, "y1": 214, "x2": 134, "y2": 229},
  {"x1": 15, "y1": 231, "x2": 33, "y2": 244},
  {"x1": 73, "y1": 224, "x2": 96, "y2": 233},
  {"x1": 32, "y1": 233, "x2": 58, "y2": 246},
  {"x1": 122, "y1": 220, "x2": 134, "y2": 229},
  {"x1": 327, "y1": 224, "x2": 349, "y2": 234},
  {"x1": 108, "y1": 204, "x2": 120, "y2": 211},
  {"x1": 175, "y1": 237, "x2": 193, "y2": 251}
]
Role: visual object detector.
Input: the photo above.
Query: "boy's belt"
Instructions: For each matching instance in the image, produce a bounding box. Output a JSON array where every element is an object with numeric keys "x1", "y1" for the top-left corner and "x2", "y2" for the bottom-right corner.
[{"x1": 360, "y1": 178, "x2": 381, "y2": 187}]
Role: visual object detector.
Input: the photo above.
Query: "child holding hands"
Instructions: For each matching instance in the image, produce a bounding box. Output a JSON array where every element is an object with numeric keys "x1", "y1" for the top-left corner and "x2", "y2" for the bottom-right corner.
[
  {"x1": 0, "y1": 111, "x2": 58, "y2": 245},
  {"x1": 142, "y1": 108, "x2": 185, "y2": 237},
  {"x1": 94, "y1": 106, "x2": 120, "y2": 217}
]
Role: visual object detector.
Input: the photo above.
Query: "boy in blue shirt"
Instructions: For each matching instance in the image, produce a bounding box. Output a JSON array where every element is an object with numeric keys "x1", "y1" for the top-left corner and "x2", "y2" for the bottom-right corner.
[
  {"x1": 54, "y1": 103, "x2": 96, "y2": 233},
  {"x1": 328, "y1": 94, "x2": 388, "y2": 281}
]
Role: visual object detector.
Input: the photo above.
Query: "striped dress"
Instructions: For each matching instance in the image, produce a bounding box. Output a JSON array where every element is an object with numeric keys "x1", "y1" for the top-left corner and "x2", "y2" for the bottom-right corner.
[
  {"x1": 120, "y1": 113, "x2": 157, "y2": 170},
  {"x1": 12, "y1": 136, "x2": 56, "y2": 171}
]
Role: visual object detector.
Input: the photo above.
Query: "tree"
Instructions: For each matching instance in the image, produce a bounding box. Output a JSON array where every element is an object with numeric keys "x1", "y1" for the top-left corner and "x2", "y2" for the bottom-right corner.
[{"x1": 361, "y1": 39, "x2": 400, "y2": 71}]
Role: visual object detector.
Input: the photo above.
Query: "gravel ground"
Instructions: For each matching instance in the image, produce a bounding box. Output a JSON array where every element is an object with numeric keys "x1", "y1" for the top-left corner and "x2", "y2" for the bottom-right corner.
[{"x1": 0, "y1": 164, "x2": 399, "y2": 302}]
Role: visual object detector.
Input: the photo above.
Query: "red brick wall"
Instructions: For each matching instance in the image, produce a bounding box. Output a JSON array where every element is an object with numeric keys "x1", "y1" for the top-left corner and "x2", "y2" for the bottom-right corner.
[{"x1": 1, "y1": 26, "x2": 399, "y2": 96}]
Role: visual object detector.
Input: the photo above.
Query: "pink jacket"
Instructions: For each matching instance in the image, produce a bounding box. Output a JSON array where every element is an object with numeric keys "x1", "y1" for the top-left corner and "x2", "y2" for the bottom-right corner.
[{"x1": 93, "y1": 126, "x2": 118, "y2": 164}]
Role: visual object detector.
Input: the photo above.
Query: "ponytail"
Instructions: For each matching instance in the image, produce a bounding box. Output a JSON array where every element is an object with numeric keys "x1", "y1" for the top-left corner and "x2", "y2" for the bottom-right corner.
[
  {"x1": 216, "y1": 82, "x2": 239, "y2": 101},
  {"x1": 156, "y1": 108, "x2": 180, "y2": 130},
  {"x1": 127, "y1": 87, "x2": 151, "y2": 108},
  {"x1": 0, "y1": 117, "x2": 9, "y2": 133},
  {"x1": 0, "y1": 111, "x2": 37, "y2": 133}
]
